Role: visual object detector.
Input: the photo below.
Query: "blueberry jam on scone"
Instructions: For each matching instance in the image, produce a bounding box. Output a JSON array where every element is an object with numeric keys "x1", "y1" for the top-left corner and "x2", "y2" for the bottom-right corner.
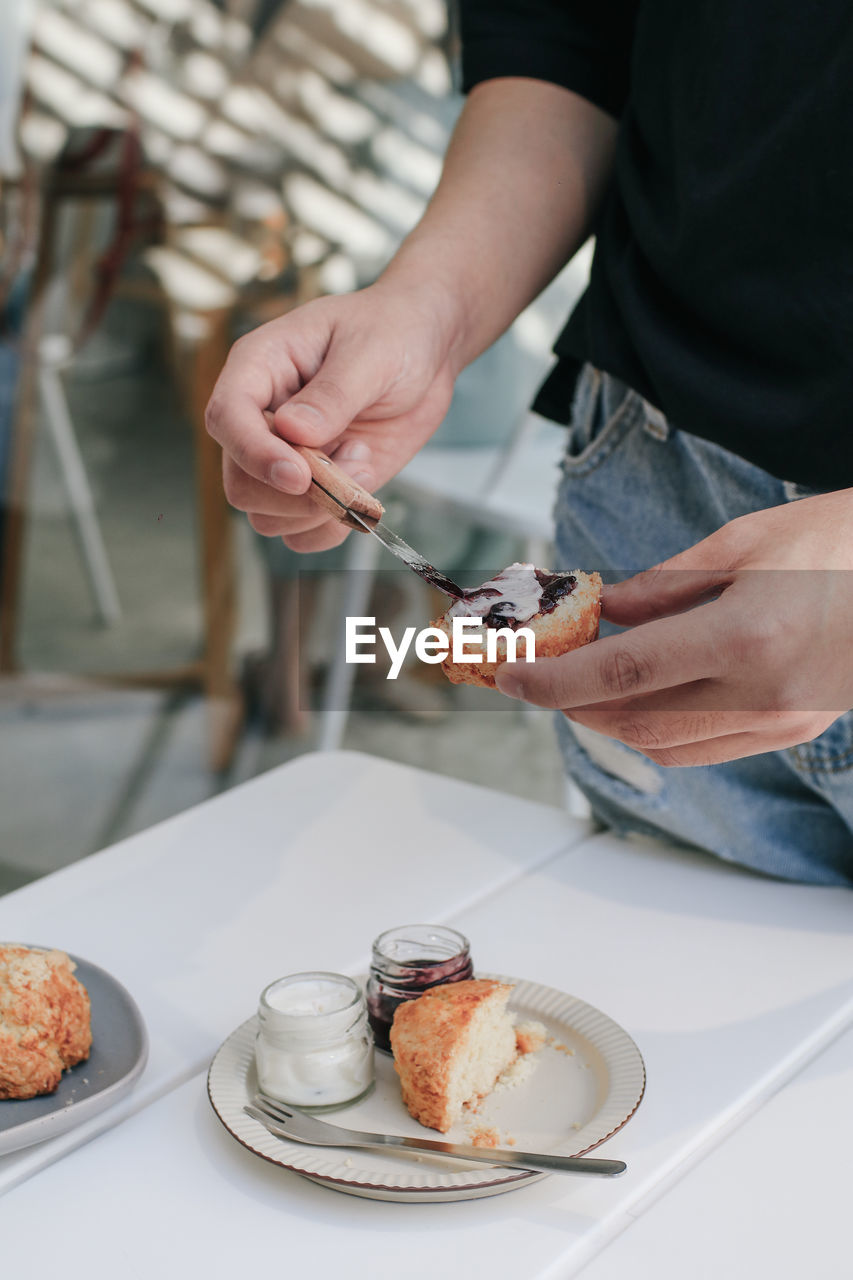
[{"x1": 433, "y1": 562, "x2": 601, "y2": 689}]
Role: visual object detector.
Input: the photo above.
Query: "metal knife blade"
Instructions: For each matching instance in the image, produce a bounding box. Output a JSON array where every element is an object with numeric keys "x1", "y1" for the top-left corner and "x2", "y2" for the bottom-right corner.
[
  {"x1": 343, "y1": 506, "x2": 465, "y2": 600},
  {"x1": 294, "y1": 444, "x2": 465, "y2": 600}
]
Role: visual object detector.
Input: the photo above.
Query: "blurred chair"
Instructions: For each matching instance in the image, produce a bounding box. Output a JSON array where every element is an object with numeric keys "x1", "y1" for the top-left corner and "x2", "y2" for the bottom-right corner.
[
  {"x1": 394, "y1": 411, "x2": 566, "y2": 562},
  {"x1": 0, "y1": 0, "x2": 31, "y2": 179},
  {"x1": 0, "y1": 134, "x2": 247, "y2": 770},
  {"x1": 36, "y1": 332, "x2": 122, "y2": 626}
]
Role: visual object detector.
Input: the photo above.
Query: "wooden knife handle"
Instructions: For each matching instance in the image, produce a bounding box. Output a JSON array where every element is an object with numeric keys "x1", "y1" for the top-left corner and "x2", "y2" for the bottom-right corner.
[{"x1": 293, "y1": 445, "x2": 384, "y2": 531}]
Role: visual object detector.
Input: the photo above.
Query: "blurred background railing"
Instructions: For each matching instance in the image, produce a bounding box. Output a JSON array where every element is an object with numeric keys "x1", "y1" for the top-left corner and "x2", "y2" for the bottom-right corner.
[{"x1": 0, "y1": 0, "x2": 592, "y2": 893}]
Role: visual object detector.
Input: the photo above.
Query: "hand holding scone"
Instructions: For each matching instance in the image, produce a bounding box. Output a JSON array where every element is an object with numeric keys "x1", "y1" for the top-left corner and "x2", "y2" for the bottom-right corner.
[
  {"x1": 433, "y1": 563, "x2": 601, "y2": 689},
  {"x1": 496, "y1": 490, "x2": 853, "y2": 766}
]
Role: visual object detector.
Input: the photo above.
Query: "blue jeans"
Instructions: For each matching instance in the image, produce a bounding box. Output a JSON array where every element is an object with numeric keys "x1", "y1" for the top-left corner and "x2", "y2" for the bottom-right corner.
[{"x1": 553, "y1": 365, "x2": 853, "y2": 886}]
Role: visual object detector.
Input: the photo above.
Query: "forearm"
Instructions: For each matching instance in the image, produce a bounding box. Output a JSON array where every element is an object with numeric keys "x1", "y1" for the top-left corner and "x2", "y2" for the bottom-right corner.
[{"x1": 377, "y1": 77, "x2": 618, "y2": 375}]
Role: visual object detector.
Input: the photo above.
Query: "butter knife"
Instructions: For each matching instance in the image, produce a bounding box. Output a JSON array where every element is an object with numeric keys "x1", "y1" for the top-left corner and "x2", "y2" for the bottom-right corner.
[{"x1": 295, "y1": 445, "x2": 465, "y2": 600}]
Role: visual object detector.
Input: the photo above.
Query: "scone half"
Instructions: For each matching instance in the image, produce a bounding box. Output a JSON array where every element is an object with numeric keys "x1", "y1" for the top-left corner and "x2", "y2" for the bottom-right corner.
[
  {"x1": 390, "y1": 979, "x2": 517, "y2": 1133},
  {"x1": 432, "y1": 565, "x2": 602, "y2": 690}
]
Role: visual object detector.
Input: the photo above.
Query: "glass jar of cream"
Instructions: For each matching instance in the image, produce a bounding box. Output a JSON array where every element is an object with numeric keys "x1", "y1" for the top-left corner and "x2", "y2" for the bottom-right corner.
[
  {"x1": 255, "y1": 972, "x2": 374, "y2": 1110},
  {"x1": 366, "y1": 924, "x2": 473, "y2": 1053}
]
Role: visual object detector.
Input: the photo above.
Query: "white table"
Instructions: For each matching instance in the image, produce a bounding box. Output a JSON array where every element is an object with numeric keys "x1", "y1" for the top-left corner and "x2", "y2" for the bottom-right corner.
[
  {"x1": 1, "y1": 751, "x2": 852, "y2": 1279},
  {"x1": 580, "y1": 1022, "x2": 853, "y2": 1279},
  {"x1": 0, "y1": 751, "x2": 583, "y2": 1193}
]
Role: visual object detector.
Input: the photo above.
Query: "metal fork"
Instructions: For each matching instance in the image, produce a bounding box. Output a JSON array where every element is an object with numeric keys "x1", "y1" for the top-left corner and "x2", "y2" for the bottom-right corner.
[{"x1": 244, "y1": 1093, "x2": 626, "y2": 1177}]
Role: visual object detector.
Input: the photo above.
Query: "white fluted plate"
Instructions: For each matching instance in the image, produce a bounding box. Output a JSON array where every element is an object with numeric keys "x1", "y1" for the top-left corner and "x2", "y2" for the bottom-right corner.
[{"x1": 207, "y1": 975, "x2": 645, "y2": 1203}]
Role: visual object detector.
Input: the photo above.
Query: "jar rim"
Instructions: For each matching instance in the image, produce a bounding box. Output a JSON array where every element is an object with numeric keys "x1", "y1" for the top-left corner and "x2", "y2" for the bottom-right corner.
[
  {"x1": 259, "y1": 971, "x2": 362, "y2": 1026},
  {"x1": 371, "y1": 923, "x2": 470, "y2": 962}
]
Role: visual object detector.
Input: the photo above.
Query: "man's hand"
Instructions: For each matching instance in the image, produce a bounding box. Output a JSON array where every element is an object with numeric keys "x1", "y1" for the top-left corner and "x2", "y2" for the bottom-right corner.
[
  {"x1": 496, "y1": 490, "x2": 853, "y2": 765},
  {"x1": 205, "y1": 283, "x2": 458, "y2": 553}
]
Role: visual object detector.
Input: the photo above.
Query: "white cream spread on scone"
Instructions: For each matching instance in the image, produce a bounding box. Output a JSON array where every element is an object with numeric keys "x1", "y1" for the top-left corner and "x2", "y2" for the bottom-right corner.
[{"x1": 445, "y1": 562, "x2": 580, "y2": 630}]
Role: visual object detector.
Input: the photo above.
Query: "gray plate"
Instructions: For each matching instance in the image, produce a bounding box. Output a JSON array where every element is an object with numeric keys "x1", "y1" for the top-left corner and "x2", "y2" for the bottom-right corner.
[{"x1": 0, "y1": 950, "x2": 148, "y2": 1155}]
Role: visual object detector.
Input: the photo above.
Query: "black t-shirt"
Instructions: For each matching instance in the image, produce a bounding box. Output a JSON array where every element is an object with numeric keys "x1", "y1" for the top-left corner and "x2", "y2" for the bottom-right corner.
[{"x1": 459, "y1": 0, "x2": 853, "y2": 490}]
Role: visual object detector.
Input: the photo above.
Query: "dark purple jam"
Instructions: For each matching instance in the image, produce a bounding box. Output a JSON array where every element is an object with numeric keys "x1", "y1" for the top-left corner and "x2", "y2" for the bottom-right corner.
[
  {"x1": 482, "y1": 601, "x2": 524, "y2": 630},
  {"x1": 366, "y1": 928, "x2": 473, "y2": 1053},
  {"x1": 367, "y1": 957, "x2": 474, "y2": 1052},
  {"x1": 534, "y1": 570, "x2": 577, "y2": 616},
  {"x1": 415, "y1": 564, "x2": 465, "y2": 599},
  {"x1": 461, "y1": 587, "x2": 502, "y2": 603},
  {"x1": 465, "y1": 571, "x2": 578, "y2": 630}
]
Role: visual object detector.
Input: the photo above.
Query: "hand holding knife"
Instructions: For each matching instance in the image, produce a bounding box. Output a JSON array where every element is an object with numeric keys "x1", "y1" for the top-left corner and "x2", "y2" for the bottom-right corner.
[{"x1": 294, "y1": 445, "x2": 465, "y2": 601}]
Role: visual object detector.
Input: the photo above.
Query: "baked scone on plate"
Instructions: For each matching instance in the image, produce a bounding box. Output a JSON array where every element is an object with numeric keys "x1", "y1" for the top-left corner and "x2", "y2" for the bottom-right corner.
[
  {"x1": 390, "y1": 978, "x2": 539, "y2": 1133},
  {"x1": 432, "y1": 562, "x2": 601, "y2": 689},
  {"x1": 0, "y1": 943, "x2": 92, "y2": 1099}
]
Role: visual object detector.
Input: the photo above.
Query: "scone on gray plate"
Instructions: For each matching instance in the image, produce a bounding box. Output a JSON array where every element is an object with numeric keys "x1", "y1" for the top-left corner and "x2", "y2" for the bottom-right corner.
[
  {"x1": 0, "y1": 943, "x2": 92, "y2": 1099},
  {"x1": 432, "y1": 562, "x2": 602, "y2": 689}
]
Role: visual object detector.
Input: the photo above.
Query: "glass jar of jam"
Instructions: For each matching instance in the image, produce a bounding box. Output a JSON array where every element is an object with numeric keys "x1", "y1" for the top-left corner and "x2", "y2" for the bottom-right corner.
[
  {"x1": 255, "y1": 972, "x2": 374, "y2": 1111},
  {"x1": 366, "y1": 924, "x2": 473, "y2": 1053}
]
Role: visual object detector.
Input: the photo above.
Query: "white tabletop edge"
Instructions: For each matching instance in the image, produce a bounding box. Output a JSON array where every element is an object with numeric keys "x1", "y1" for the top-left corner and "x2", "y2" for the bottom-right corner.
[
  {"x1": 0, "y1": 749, "x2": 589, "y2": 917},
  {"x1": 624, "y1": 989, "x2": 853, "y2": 1221},
  {"x1": 573, "y1": 1022, "x2": 853, "y2": 1280},
  {"x1": 544, "y1": 997, "x2": 853, "y2": 1279},
  {"x1": 0, "y1": 1059, "x2": 203, "y2": 1198}
]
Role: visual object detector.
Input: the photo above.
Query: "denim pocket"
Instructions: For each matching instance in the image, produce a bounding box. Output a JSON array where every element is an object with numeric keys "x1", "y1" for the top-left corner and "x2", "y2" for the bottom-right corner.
[
  {"x1": 561, "y1": 367, "x2": 647, "y2": 478},
  {"x1": 788, "y1": 711, "x2": 853, "y2": 776}
]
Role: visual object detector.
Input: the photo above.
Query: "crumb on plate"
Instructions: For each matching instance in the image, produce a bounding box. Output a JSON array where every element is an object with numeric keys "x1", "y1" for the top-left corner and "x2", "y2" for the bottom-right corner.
[
  {"x1": 515, "y1": 1020, "x2": 547, "y2": 1055},
  {"x1": 469, "y1": 1126, "x2": 500, "y2": 1149}
]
